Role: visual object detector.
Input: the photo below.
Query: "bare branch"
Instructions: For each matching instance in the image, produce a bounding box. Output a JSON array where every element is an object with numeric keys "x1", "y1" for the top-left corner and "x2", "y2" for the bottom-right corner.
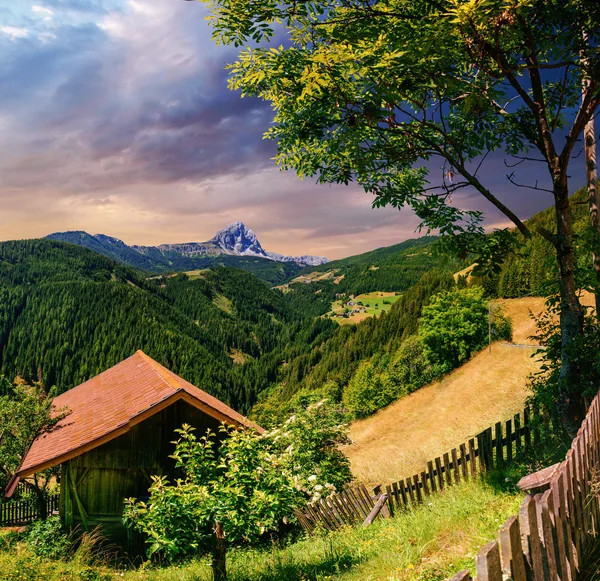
[{"x1": 506, "y1": 171, "x2": 554, "y2": 194}]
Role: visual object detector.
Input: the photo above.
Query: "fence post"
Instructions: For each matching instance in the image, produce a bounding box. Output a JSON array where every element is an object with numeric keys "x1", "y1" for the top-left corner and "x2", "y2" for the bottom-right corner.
[
  {"x1": 499, "y1": 516, "x2": 527, "y2": 581},
  {"x1": 476, "y1": 541, "x2": 503, "y2": 581}
]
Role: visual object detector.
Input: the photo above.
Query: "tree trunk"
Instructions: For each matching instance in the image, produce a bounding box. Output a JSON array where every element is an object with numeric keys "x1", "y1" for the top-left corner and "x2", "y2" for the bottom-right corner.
[
  {"x1": 554, "y1": 176, "x2": 586, "y2": 436},
  {"x1": 211, "y1": 522, "x2": 227, "y2": 581},
  {"x1": 30, "y1": 485, "x2": 47, "y2": 520},
  {"x1": 582, "y1": 32, "x2": 600, "y2": 318},
  {"x1": 584, "y1": 101, "x2": 600, "y2": 317}
]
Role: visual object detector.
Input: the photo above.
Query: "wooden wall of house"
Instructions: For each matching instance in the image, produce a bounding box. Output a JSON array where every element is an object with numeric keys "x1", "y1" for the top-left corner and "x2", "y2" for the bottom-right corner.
[{"x1": 59, "y1": 400, "x2": 221, "y2": 546}]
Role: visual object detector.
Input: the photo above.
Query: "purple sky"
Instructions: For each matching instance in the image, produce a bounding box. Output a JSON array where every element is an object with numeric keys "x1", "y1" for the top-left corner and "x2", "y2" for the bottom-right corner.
[{"x1": 0, "y1": 0, "x2": 587, "y2": 259}]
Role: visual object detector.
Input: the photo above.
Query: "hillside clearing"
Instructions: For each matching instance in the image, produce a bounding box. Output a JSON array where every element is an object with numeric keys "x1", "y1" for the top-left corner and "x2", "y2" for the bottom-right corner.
[
  {"x1": 344, "y1": 341, "x2": 540, "y2": 485},
  {"x1": 343, "y1": 296, "x2": 544, "y2": 485},
  {"x1": 328, "y1": 291, "x2": 401, "y2": 324},
  {"x1": 495, "y1": 292, "x2": 595, "y2": 344},
  {"x1": 343, "y1": 293, "x2": 595, "y2": 485},
  {"x1": 275, "y1": 269, "x2": 341, "y2": 292}
]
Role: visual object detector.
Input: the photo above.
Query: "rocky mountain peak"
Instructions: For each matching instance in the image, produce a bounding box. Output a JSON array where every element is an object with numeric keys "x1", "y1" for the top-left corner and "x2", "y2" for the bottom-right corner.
[{"x1": 210, "y1": 222, "x2": 267, "y2": 257}]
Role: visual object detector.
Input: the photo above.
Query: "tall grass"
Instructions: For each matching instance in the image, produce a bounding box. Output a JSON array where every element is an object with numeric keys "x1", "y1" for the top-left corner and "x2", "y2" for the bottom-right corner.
[
  {"x1": 0, "y1": 479, "x2": 521, "y2": 580},
  {"x1": 122, "y1": 479, "x2": 520, "y2": 581}
]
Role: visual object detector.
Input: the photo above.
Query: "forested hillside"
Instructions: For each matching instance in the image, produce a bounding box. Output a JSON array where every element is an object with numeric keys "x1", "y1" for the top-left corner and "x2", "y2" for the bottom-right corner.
[
  {"x1": 480, "y1": 188, "x2": 590, "y2": 298},
  {"x1": 253, "y1": 270, "x2": 456, "y2": 424},
  {"x1": 280, "y1": 236, "x2": 456, "y2": 316},
  {"x1": 0, "y1": 240, "x2": 335, "y2": 412}
]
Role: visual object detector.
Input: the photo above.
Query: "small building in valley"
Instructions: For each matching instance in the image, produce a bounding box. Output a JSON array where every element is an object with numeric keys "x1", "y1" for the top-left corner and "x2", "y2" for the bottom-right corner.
[{"x1": 6, "y1": 350, "x2": 262, "y2": 545}]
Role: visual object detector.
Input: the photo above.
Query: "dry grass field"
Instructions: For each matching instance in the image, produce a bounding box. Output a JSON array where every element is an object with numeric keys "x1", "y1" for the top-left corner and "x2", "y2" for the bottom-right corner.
[{"x1": 342, "y1": 295, "x2": 567, "y2": 486}]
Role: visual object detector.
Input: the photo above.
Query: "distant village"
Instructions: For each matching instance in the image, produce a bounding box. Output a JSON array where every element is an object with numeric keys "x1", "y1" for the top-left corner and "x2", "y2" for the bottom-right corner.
[{"x1": 332, "y1": 295, "x2": 368, "y2": 319}]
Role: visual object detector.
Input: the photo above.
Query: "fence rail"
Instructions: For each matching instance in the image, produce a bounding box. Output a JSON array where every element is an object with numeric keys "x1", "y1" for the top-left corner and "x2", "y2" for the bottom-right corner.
[
  {"x1": 449, "y1": 393, "x2": 600, "y2": 581},
  {"x1": 297, "y1": 407, "x2": 538, "y2": 532},
  {"x1": 0, "y1": 495, "x2": 59, "y2": 527}
]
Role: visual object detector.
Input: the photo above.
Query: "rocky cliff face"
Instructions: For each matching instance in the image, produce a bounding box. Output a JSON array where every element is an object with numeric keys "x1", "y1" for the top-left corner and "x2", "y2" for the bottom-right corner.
[
  {"x1": 266, "y1": 252, "x2": 329, "y2": 267},
  {"x1": 210, "y1": 222, "x2": 268, "y2": 257},
  {"x1": 49, "y1": 222, "x2": 329, "y2": 268},
  {"x1": 151, "y1": 222, "x2": 329, "y2": 266}
]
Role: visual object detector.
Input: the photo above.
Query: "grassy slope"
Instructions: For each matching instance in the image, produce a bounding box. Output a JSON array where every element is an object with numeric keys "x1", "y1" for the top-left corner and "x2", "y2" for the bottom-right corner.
[
  {"x1": 343, "y1": 296, "x2": 557, "y2": 486},
  {"x1": 120, "y1": 481, "x2": 518, "y2": 581},
  {"x1": 0, "y1": 479, "x2": 519, "y2": 581}
]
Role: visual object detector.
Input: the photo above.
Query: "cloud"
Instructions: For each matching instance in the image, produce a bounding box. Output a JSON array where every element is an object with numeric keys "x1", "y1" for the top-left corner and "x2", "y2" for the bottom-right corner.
[
  {"x1": 32, "y1": 6, "x2": 54, "y2": 16},
  {"x1": 1, "y1": 26, "x2": 29, "y2": 39},
  {"x1": 0, "y1": 0, "x2": 583, "y2": 260}
]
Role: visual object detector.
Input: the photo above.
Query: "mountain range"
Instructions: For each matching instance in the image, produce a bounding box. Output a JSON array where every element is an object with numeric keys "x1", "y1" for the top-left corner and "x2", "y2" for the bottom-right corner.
[{"x1": 46, "y1": 222, "x2": 328, "y2": 278}]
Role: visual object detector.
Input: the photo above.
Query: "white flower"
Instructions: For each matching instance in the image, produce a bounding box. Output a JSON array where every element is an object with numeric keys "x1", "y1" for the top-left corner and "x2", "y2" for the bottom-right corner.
[
  {"x1": 308, "y1": 474, "x2": 317, "y2": 482},
  {"x1": 315, "y1": 484, "x2": 323, "y2": 492}
]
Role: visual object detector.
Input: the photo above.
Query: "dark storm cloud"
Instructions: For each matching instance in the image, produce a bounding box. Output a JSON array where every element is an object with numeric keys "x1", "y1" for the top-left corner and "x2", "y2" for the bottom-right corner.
[{"x1": 0, "y1": 0, "x2": 275, "y2": 194}]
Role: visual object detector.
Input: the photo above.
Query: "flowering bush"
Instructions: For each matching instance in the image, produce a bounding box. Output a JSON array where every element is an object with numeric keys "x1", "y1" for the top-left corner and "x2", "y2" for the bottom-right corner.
[{"x1": 123, "y1": 400, "x2": 351, "y2": 580}]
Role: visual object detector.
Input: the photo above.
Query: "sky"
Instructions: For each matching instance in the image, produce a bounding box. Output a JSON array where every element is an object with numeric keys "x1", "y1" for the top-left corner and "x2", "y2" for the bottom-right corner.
[{"x1": 0, "y1": 0, "x2": 587, "y2": 259}]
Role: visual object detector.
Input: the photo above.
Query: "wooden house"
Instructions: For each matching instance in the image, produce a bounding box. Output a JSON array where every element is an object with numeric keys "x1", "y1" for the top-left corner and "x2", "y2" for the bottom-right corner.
[{"x1": 6, "y1": 351, "x2": 262, "y2": 544}]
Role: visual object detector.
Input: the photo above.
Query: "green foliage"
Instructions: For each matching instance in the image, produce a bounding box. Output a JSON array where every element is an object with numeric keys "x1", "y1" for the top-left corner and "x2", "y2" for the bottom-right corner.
[
  {"x1": 0, "y1": 378, "x2": 63, "y2": 501},
  {"x1": 256, "y1": 271, "x2": 455, "y2": 418},
  {"x1": 124, "y1": 402, "x2": 351, "y2": 566},
  {"x1": 342, "y1": 334, "x2": 438, "y2": 419},
  {"x1": 125, "y1": 424, "x2": 295, "y2": 560},
  {"x1": 342, "y1": 359, "x2": 398, "y2": 419},
  {"x1": 419, "y1": 288, "x2": 500, "y2": 374},
  {"x1": 528, "y1": 302, "x2": 600, "y2": 417},
  {"x1": 389, "y1": 335, "x2": 435, "y2": 394},
  {"x1": 474, "y1": 188, "x2": 590, "y2": 300},
  {"x1": 269, "y1": 401, "x2": 352, "y2": 494},
  {"x1": 25, "y1": 517, "x2": 70, "y2": 561}
]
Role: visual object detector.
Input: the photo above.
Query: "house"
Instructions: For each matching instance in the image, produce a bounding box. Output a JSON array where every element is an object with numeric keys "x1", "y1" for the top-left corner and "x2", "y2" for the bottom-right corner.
[{"x1": 6, "y1": 350, "x2": 262, "y2": 545}]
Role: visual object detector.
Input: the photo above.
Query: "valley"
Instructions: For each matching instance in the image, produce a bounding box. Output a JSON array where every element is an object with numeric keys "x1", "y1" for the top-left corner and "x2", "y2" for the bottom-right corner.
[{"x1": 0, "y1": 199, "x2": 590, "y2": 581}]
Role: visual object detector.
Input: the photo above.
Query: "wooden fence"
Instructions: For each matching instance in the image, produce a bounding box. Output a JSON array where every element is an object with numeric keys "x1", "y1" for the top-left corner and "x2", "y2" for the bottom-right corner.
[
  {"x1": 0, "y1": 495, "x2": 59, "y2": 527},
  {"x1": 297, "y1": 407, "x2": 539, "y2": 532},
  {"x1": 449, "y1": 393, "x2": 600, "y2": 581}
]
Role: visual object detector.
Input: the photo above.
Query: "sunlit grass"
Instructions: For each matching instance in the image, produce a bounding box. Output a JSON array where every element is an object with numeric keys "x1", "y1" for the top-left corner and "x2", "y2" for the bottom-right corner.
[
  {"x1": 0, "y1": 480, "x2": 519, "y2": 580},
  {"x1": 118, "y1": 479, "x2": 520, "y2": 581}
]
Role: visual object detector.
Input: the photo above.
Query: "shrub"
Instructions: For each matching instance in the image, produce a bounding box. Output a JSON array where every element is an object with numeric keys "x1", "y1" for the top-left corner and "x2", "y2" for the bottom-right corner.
[
  {"x1": 389, "y1": 335, "x2": 434, "y2": 394},
  {"x1": 124, "y1": 402, "x2": 351, "y2": 580},
  {"x1": 419, "y1": 287, "x2": 489, "y2": 374},
  {"x1": 25, "y1": 516, "x2": 70, "y2": 560},
  {"x1": 342, "y1": 360, "x2": 399, "y2": 418},
  {"x1": 490, "y1": 304, "x2": 513, "y2": 342}
]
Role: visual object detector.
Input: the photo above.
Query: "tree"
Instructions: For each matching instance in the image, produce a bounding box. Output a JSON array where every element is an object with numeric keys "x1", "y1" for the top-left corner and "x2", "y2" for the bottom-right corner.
[
  {"x1": 194, "y1": 0, "x2": 600, "y2": 433},
  {"x1": 343, "y1": 359, "x2": 397, "y2": 418},
  {"x1": 123, "y1": 401, "x2": 351, "y2": 581},
  {"x1": 418, "y1": 288, "x2": 508, "y2": 373},
  {"x1": 0, "y1": 377, "x2": 65, "y2": 517}
]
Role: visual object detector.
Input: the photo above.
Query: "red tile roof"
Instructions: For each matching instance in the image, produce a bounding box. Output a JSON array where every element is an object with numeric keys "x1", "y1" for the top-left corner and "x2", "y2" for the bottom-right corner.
[{"x1": 14, "y1": 350, "x2": 263, "y2": 479}]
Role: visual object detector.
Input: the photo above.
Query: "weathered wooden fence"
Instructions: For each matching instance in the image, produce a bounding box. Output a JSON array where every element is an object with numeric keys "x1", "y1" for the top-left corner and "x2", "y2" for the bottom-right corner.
[
  {"x1": 297, "y1": 407, "x2": 538, "y2": 532},
  {"x1": 295, "y1": 483, "x2": 382, "y2": 533},
  {"x1": 0, "y1": 495, "x2": 59, "y2": 527},
  {"x1": 449, "y1": 393, "x2": 600, "y2": 581}
]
